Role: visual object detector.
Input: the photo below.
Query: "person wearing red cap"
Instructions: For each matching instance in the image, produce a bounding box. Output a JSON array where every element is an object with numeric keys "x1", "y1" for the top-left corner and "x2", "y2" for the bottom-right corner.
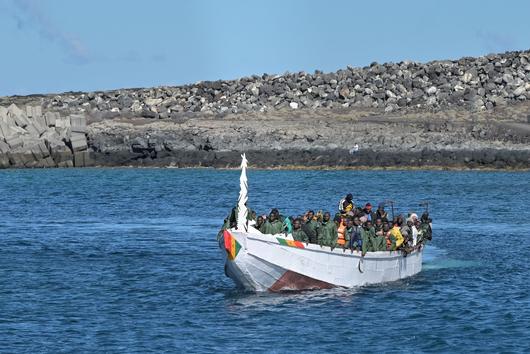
[{"x1": 361, "y1": 203, "x2": 376, "y2": 222}]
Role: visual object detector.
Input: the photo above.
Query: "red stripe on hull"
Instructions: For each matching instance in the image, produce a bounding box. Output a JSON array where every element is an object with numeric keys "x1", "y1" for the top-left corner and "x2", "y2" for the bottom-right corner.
[{"x1": 268, "y1": 270, "x2": 336, "y2": 292}]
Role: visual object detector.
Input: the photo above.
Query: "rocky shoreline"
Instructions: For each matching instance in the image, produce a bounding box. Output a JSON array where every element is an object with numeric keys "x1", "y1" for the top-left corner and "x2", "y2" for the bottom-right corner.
[{"x1": 1, "y1": 49, "x2": 529, "y2": 170}]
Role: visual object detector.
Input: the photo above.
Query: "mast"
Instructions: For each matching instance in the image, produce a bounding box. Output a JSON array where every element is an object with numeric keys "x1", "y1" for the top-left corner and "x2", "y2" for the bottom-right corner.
[{"x1": 237, "y1": 153, "x2": 249, "y2": 232}]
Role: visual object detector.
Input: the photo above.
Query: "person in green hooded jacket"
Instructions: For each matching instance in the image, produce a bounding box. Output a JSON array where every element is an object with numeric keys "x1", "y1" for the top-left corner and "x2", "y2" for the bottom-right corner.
[
  {"x1": 372, "y1": 233, "x2": 388, "y2": 251},
  {"x1": 317, "y1": 212, "x2": 338, "y2": 247},
  {"x1": 291, "y1": 219, "x2": 309, "y2": 242},
  {"x1": 225, "y1": 204, "x2": 256, "y2": 228},
  {"x1": 361, "y1": 220, "x2": 376, "y2": 255},
  {"x1": 260, "y1": 210, "x2": 283, "y2": 235},
  {"x1": 302, "y1": 210, "x2": 320, "y2": 244}
]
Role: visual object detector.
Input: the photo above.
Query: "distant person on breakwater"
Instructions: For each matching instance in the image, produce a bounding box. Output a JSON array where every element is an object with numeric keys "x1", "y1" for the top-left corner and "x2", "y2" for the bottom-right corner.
[{"x1": 349, "y1": 144, "x2": 359, "y2": 154}]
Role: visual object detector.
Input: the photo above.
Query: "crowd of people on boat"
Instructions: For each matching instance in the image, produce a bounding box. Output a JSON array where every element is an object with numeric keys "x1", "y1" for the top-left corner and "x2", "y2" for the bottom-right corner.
[{"x1": 222, "y1": 193, "x2": 433, "y2": 255}]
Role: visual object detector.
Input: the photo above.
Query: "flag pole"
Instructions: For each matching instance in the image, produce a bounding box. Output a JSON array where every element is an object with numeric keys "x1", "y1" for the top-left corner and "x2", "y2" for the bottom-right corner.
[{"x1": 237, "y1": 153, "x2": 249, "y2": 232}]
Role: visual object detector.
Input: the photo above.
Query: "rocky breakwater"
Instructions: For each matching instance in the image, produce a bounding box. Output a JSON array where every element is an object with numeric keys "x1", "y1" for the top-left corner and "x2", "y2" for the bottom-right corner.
[
  {"x1": 0, "y1": 104, "x2": 91, "y2": 168},
  {"x1": 3, "y1": 49, "x2": 530, "y2": 117},
  {"x1": 85, "y1": 105, "x2": 530, "y2": 169},
  {"x1": 0, "y1": 49, "x2": 529, "y2": 169}
]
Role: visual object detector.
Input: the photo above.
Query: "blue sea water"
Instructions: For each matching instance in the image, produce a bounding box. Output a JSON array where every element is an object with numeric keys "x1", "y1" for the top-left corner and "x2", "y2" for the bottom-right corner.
[{"x1": 0, "y1": 168, "x2": 529, "y2": 353}]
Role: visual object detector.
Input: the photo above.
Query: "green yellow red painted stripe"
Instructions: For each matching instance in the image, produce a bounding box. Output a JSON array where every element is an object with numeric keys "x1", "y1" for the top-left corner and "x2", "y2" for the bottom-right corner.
[
  {"x1": 276, "y1": 237, "x2": 305, "y2": 249},
  {"x1": 223, "y1": 230, "x2": 241, "y2": 260}
]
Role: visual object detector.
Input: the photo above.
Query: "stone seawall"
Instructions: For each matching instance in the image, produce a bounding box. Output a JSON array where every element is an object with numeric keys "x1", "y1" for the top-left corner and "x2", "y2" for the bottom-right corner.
[{"x1": 1, "y1": 49, "x2": 530, "y2": 169}]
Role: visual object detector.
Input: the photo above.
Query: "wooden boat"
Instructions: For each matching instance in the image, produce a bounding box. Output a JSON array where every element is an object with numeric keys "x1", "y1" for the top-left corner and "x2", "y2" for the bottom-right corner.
[{"x1": 220, "y1": 154, "x2": 424, "y2": 292}]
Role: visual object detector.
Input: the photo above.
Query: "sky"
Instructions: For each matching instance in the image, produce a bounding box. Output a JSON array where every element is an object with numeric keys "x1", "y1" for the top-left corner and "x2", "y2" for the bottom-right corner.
[{"x1": 0, "y1": 0, "x2": 529, "y2": 96}]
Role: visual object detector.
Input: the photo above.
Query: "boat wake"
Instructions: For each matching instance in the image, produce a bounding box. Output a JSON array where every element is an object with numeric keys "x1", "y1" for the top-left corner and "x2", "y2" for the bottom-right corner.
[{"x1": 422, "y1": 246, "x2": 479, "y2": 270}]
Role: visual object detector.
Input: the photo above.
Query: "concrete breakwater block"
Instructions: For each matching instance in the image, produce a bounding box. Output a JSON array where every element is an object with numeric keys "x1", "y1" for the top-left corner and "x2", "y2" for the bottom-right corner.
[
  {"x1": 55, "y1": 117, "x2": 71, "y2": 141},
  {"x1": 74, "y1": 151, "x2": 93, "y2": 167},
  {"x1": 57, "y1": 160, "x2": 74, "y2": 168},
  {"x1": 7, "y1": 104, "x2": 30, "y2": 128},
  {"x1": 43, "y1": 156, "x2": 56, "y2": 167},
  {"x1": 70, "y1": 115, "x2": 86, "y2": 133},
  {"x1": 6, "y1": 136, "x2": 23, "y2": 149},
  {"x1": 0, "y1": 140, "x2": 9, "y2": 154},
  {"x1": 42, "y1": 130, "x2": 63, "y2": 146},
  {"x1": 29, "y1": 141, "x2": 50, "y2": 160},
  {"x1": 26, "y1": 106, "x2": 42, "y2": 118},
  {"x1": 0, "y1": 103, "x2": 91, "y2": 169},
  {"x1": 0, "y1": 121, "x2": 13, "y2": 139},
  {"x1": 70, "y1": 132, "x2": 88, "y2": 152},
  {"x1": 29, "y1": 115, "x2": 47, "y2": 136},
  {"x1": 52, "y1": 150, "x2": 73, "y2": 164},
  {"x1": 45, "y1": 112, "x2": 58, "y2": 127},
  {"x1": 0, "y1": 154, "x2": 9, "y2": 168},
  {"x1": 0, "y1": 106, "x2": 7, "y2": 120},
  {"x1": 24, "y1": 123, "x2": 41, "y2": 137}
]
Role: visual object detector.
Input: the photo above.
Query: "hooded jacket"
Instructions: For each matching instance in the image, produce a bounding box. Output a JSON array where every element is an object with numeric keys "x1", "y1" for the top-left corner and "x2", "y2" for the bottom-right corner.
[
  {"x1": 317, "y1": 220, "x2": 338, "y2": 247},
  {"x1": 302, "y1": 219, "x2": 320, "y2": 244},
  {"x1": 292, "y1": 228, "x2": 309, "y2": 242},
  {"x1": 260, "y1": 219, "x2": 283, "y2": 235}
]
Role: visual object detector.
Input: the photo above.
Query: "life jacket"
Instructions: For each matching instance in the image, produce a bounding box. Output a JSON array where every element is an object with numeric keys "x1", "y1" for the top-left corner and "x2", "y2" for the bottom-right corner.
[
  {"x1": 338, "y1": 198, "x2": 353, "y2": 214},
  {"x1": 337, "y1": 220, "x2": 347, "y2": 245},
  {"x1": 390, "y1": 226, "x2": 404, "y2": 248}
]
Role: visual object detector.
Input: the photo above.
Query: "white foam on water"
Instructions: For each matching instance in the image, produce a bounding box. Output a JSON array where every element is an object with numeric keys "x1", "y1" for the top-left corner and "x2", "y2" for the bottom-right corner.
[{"x1": 422, "y1": 245, "x2": 479, "y2": 270}]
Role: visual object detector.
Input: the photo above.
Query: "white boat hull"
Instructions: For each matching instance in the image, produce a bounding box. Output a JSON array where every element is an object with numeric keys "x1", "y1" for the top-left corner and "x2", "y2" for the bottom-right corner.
[{"x1": 221, "y1": 229, "x2": 423, "y2": 292}]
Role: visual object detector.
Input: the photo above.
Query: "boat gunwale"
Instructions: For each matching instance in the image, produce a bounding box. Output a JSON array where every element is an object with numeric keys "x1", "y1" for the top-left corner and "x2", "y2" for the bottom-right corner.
[{"x1": 233, "y1": 230, "x2": 422, "y2": 260}]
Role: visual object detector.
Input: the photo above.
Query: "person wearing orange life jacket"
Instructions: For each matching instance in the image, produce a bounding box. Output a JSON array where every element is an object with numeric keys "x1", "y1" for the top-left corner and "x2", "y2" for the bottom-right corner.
[
  {"x1": 336, "y1": 217, "x2": 348, "y2": 248},
  {"x1": 338, "y1": 193, "x2": 355, "y2": 215}
]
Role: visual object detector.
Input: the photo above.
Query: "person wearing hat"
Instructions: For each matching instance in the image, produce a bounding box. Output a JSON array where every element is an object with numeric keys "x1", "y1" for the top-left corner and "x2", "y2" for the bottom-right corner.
[
  {"x1": 376, "y1": 203, "x2": 389, "y2": 223},
  {"x1": 338, "y1": 193, "x2": 355, "y2": 215},
  {"x1": 361, "y1": 203, "x2": 376, "y2": 222}
]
